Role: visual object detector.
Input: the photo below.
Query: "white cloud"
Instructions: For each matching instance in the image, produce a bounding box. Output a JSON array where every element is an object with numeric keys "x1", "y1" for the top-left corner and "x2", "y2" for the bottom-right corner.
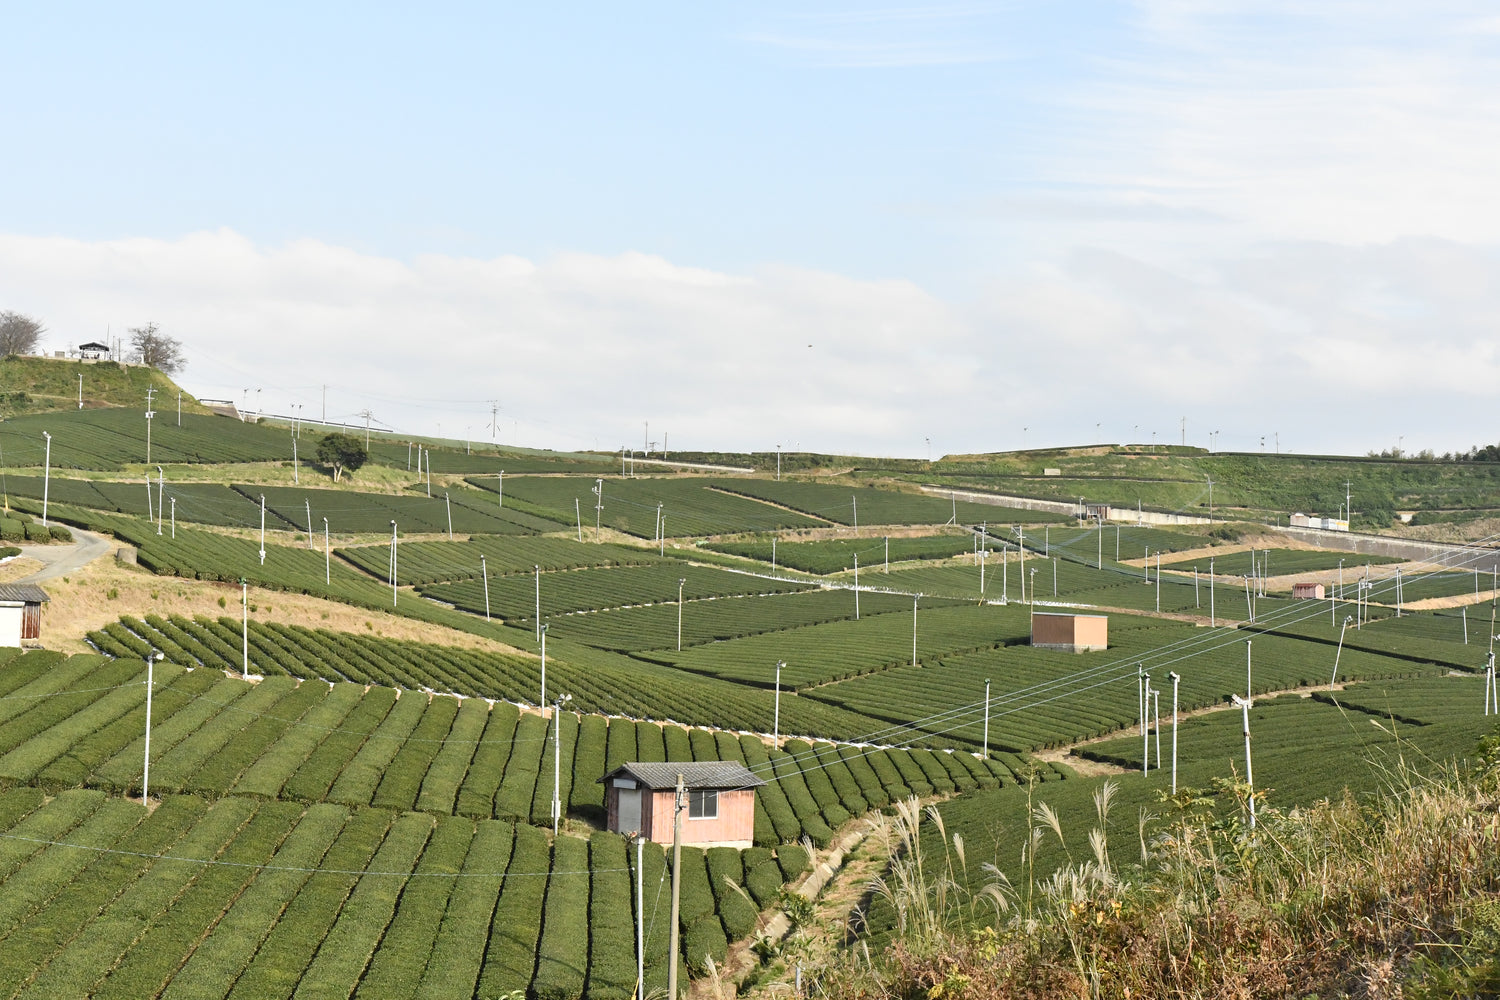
[{"x1": 1, "y1": 229, "x2": 1494, "y2": 460}]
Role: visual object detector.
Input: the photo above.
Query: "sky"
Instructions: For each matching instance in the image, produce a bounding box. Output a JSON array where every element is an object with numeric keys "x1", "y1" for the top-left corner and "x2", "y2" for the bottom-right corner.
[{"x1": 1, "y1": 2, "x2": 1497, "y2": 458}]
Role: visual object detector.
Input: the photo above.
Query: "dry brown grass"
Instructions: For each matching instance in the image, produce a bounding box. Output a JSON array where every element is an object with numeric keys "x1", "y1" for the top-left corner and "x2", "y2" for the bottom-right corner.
[
  {"x1": 809, "y1": 756, "x2": 1500, "y2": 1000},
  {"x1": 38, "y1": 540, "x2": 532, "y2": 658}
]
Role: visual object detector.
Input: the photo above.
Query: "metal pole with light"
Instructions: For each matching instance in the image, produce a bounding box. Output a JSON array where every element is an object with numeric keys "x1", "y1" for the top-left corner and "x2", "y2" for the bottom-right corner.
[
  {"x1": 1141, "y1": 671, "x2": 1151, "y2": 774},
  {"x1": 141, "y1": 649, "x2": 164, "y2": 801},
  {"x1": 552, "y1": 693, "x2": 573, "y2": 835},
  {"x1": 389, "y1": 521, "x2": 398, "y2": 606},
  {"x1": 323, "y1": 517, "x2": 330, "y2": 585},
  {"x1": 170, "y1": 497, "x2": 175, "y2": 538},
  {"x1": 157, "y1": 466, "x2": 165, "y2": 535},
  {"x1": 259, "y1": 495, "x2": 267, "y2": 565},
  {"x1": 445, "y1": 492, "x2": 453, "y2": 540},
  {"x1": 853, "y1": 554, "x2": 859, "y2": 620},
  {"x1": 677, "y1": 577, "x2": 686, "y2": 651},
  {"x1": 535, "y1": 566, "x2": 541, "y2": 641}
]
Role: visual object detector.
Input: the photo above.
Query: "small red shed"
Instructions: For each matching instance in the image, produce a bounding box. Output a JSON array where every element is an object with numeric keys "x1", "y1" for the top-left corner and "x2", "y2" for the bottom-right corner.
[
  {"x1": 1292, "y1": 582, "x2": 1326, "y2": 599},
  {"x1": 599, "y1": 761, "x2": 766, "y2": 849}
]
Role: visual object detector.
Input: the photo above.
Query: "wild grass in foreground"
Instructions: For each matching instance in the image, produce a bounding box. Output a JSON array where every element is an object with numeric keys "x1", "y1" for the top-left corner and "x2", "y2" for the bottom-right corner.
[{"x1": 812, "y1": 734, "x2": 1500, "y2": 1000}]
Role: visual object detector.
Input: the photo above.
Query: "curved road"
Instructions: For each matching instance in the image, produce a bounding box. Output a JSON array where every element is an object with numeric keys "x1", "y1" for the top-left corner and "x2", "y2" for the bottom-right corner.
[{"x1": 11, "y1": 529, "x2": 113, "y2": 583}]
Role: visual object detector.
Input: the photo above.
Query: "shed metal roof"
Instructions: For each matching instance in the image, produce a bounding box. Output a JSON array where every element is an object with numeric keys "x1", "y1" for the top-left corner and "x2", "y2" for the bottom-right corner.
[
  {"x1": 0, "y1": 585, "x2": 49, "y2": 604},
  {"x1": 598, "y1": 761, "x2": 766, "y2": 790}
]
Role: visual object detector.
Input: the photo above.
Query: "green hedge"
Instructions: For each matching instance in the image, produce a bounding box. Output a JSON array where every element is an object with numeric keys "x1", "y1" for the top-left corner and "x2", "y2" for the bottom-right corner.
[
  {"x1": 777, "y1": 844, "x2": 810, "y2": 881},
  {"x1": 677, "y1": 846, "x2": 715, "y2": 924},
  {"x1": 532, "y1": 835, "x2": 590, "y2": 1000},
  {"x1": 683, "y1": 917, "x2": 728, "y2": 976},
  {"x1": 707, "y1": 847, "x2": 758, "y2": 940},
  {"x1": 477, "y1": 823, "x2": 548, "y2": 998},
  {"x1": 745, "y1": 861, "x2": 784, "y2": 909},
  {"x1": 587, "y1": 832, "x2": 637, "y2": 1000}
]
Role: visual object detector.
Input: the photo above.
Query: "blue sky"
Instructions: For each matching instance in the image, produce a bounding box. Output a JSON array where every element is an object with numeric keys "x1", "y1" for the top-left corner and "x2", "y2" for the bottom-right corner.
[{"x1": 2, "y1": 3, "x2": 1496, "y2": 458}]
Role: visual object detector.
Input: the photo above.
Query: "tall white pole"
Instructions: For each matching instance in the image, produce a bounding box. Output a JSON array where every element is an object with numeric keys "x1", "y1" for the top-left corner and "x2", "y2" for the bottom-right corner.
[
  {"x1": 1141, "y1": 672, "x2": 1150, "y2": 774},
  {"x1": 390, "y1": 521, "x2": 398, "y2": 606},
  {"x1": 636, "y1": 836, "x2": 645, "y2": 1000},
  {"x1": 142, "y1": 651, "x2": 160, "y2": 801},
  {"x1": 1233, "y1": 694, "x2": 1255, "y2": 830},
  {"x1": 1245, "y1": 639, "x2": 1252, "y2": 696},
  {"x1": 852, "y1": 495, "x2": 857, "y2": 536},
  {"x1": 912, "y1": 593, "x2": 920, "y2": 663},
  {"x1": 481, "y1": 555, "x2": 491, "y2": 621},
  {"x1": 258, "y1": 495, "x2": 267, "y2": 565},
  {"x1": 575, "y1": 499, "x2": 582, "y2": 542},
  {"x1": 145, "y1": 477, "x2": 153, "y2": 525},
  {"x1": 292, "y1": 435, "x2": 298, "y2": 484},
  {"x1": 1168, "y1": 671, "x2": 1180, "y2": 795},
  {"x1": 1153, "y1": 688, "x2": 1161, "y2": 770},
  {"x1": 535, "y1": 566, "x2": 541, "y2": 641},
  {"x1": 1210, "y1": 557, "x2": 1216, "y2": 626},
  {"x1": 667, "y1": 775, "x2": 684, "y2": 1000},
  {"x1": 982, "y1": 678, "x2": 991, "y2": 759},
  {"x1": 677, "y1": 577, "x2": 686, "y2": 651},
  {"x1": 157, "y1": 466, "x2": 165, "y2": 535},
  {"x1": 1331, "y1": 617, "x2": 1351, "y2": 685},
  {"x1": 498, "y1": 470, "x2": 504, "y2": 508},
  {"x1": 552, "y1": 694, "x2": 570, "y2": 835},
  {"x1": 885, "y1": 536, "x2": 889, "y2": 573},
  {"x1": 540, "y1": 624, "x2": 548, "y2": 706},
  {"x1": 41, "y1": 432, "x2": 51, "y2": 527},
  {"x1": 305, "y1": 500, "x2": 313, "y2": 548},
  {"x1": 170, "y1": 497, "x2": 175, "y2": 538},
  {"x1": 445, "y1": 492, "x2": 453, "y2": 540},
  {"x1": 323, "y1": 518, "x2": 330, "y2": 585},
  {"x1": 774, "y1": 660, "x2": 783, "y2": 744},
  {"x1": 241, "y1": 580, "x2": 249, "y2": 676},
  {"x1": 853, "y1": 554, "x2": 859, "y2": 620}
]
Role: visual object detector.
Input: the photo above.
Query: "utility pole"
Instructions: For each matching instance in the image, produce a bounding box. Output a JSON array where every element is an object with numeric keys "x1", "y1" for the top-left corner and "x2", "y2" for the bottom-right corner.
[
  {"x1": 635, "y1": 835, "x2": 646, "y2": 1000},
  {"x1": 535, "y1": 566, "x2": 541, "y2": 641},
  {"x1": 323, "y1": 518, "x2": 330, "y2": 585},
  {"x1": 258, "y1": 495, "x2": 266, "y2": 564},
  {"x1": 912, "y1": 594, "x2": 920, "y2": 663},
  {"x1": 389, "y1": 521, "x2": 398, "y2": 606},
  {"x1": 1331, "y1": 616, "x2": 1352, "y2": 685},
  {"x1": 241, "y1": 579, "x2": 250, "y2": 677},
  {"x1": 170, "y1": 497, "x2": 175, "y2": 538},
  {"x1": 145, "y1": 386, "x2": 156, "y2": 465},
  {"x1": 677, "y1": 577, "x2": 686, "y2": 651},
  {"x1": 594, "y1": 479, "x2": 604, "y2": 539},
  {"x1": 157, "y1": 466, "x2": 165, "y2": 535},
  {"x1": 775, "y1": 445, "x2": 781, "y2": 482},
  {"x1": 305, "y1": 500, "x2": 313, "y2": 548},
  {"x1": 853, "y1": 554, "x2": 859, "y2": 620},
  {"x1": 667, "y1": 775, "x2": 685, "y2": 1000}
]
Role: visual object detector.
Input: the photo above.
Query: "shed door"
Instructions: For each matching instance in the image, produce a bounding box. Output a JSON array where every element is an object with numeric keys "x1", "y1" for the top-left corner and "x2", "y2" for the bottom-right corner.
[
  {"x1": 617, "y1": 788, "x2": 642, "y2": 833},
  {"x1": 21, "y1": 605, "x2": 40, "y2": 641}
]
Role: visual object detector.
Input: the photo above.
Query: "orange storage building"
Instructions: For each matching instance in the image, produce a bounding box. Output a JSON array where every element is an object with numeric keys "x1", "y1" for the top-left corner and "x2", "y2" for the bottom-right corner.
[{"x1": 1031, "y1": 612, "x2": 1108, "y2": 652}]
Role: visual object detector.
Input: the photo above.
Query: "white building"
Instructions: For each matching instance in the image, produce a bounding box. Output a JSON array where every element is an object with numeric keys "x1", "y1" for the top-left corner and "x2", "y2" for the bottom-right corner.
[{"x1": 0, "y1": 585, "x2": 48, "y2": 647}]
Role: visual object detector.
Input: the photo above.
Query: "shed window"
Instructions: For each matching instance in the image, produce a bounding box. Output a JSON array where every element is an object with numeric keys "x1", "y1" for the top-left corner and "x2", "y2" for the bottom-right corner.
[{"x1": 687, "y1": 789, "x2": 718, "y2": 819}]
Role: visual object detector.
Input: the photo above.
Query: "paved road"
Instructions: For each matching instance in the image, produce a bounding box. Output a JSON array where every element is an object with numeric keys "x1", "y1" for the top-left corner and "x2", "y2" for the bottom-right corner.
[{"x1": 11, "y1": 529, "x2": 113, "y2": 583}]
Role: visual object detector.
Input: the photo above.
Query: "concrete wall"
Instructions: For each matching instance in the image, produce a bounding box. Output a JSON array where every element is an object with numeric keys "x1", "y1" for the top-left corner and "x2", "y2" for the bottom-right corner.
[
  {"x1": 1277, "y1": 526, "x2": 1500, "y2": 568},
  {"x1": 920, "y1": 486, "x2": 1212, "y2": 526}
]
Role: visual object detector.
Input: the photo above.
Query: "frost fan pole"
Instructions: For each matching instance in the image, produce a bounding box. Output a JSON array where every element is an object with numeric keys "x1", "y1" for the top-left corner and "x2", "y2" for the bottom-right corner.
[
  {"x1": 141, "y1": 650, "x2": 162, "y2": 802},
  {"x1": 1331, "y1": 616, "x2": 1352, "y2": 685},
  {"x1": 1233, "y1": 694, "x2": 1255, "y2": 830},
  {"x1": 1168, "y1": 671, "x2": 1180, "y2": 796},
  {"x1": 481, "y1": 555, "x2": 491, "y2": 622}
]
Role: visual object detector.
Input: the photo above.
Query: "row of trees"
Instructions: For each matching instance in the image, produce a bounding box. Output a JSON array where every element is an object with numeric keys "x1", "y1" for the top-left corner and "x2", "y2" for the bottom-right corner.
[{"x1": 0, "y1": 311, "x2": 185, "y2": 374}]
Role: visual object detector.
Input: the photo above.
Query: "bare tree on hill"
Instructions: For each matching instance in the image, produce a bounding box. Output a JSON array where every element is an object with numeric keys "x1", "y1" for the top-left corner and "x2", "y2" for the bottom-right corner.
[
  {"x1": 0, "y1": 311, "x2": 45, "y2": 356},
  {"x1": 129, "y1": 323, "x2": 186, "y2": 375}
]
